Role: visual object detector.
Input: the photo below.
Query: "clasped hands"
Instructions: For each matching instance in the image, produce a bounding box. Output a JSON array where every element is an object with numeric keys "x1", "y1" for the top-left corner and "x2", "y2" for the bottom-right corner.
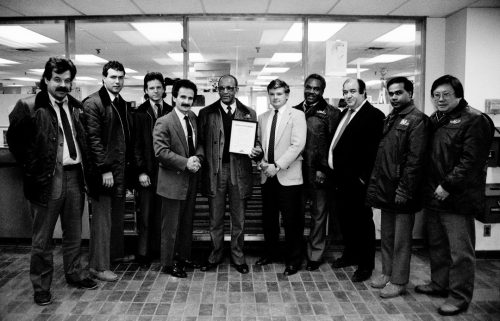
[
  {"x1": 186, "y1": 156, "x2": 201, "y2": 173},
  {"x1": 260, "y1": 161, "x2": 279, "y2": 178}
]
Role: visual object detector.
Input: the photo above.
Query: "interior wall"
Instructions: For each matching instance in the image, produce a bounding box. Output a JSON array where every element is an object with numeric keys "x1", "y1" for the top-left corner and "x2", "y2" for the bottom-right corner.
[
  {"x1": 444, "y1": 8, "x2": 467, "y2": 86},
  {"x1": 424, "y1": 18, "x2": 446, "y2": 115}
]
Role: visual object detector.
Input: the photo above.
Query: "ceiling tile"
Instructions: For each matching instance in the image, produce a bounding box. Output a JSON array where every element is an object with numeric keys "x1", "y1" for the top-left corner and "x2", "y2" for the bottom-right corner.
[
  {"x1": 330, "y1": 0, "x2": 407, "y2": 16},
  {"x1": 391, "y1": 0, "x2": 477, "y2": 17},
  {"x1": 267, "y1": 0, "x2": 339, "y2": 14},
  {"x1": 132, "y1": 0, "x2": 204, "y2": 14},
  {"x1": 0, "y1": 4, "x2": 23, "y2": 17},
  {"x1": 64, "y1": 0, "x2": 142, "y2": 15},
  {"x1": 0, "y1": 0, "x2": 81, "y2": 16},
  {"x1": 470, "y1": 0, "x2": 500, "y2": 7},
  {"x1": 203, "y1": 0, "x2": 268, "y2": 14}
]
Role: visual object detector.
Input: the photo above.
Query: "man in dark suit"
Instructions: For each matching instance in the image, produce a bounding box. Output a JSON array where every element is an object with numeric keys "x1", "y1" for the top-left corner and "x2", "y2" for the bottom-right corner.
[
  {"x1": 7, "y1": 57, "x2": 97, "y2": 306},
  {"x1": 292, "y1": 74, "x2": 340, "y2": 271},
  {"x1": 153, "y1": 79, "x2": 201, "y2": 278},
  {"x1": 197, "y1": 75, "x2": 262, "y2": 274},
  {"x1": 133, "y1": 72, "x2": 173, "y2": 265},
  {"x1": 83, "y1": 61, "x2": 134, "y2": 282},
  {"x1": 257, "y1": 79, "x2": 307, "y2": 276},
  {"x1": 328, "y1": 78, "x2": 385, "y2": 282}
]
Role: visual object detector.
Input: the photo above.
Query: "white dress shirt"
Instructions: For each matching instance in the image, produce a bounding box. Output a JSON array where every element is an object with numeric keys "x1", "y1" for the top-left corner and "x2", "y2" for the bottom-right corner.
[
  {"x1": 174, "y1": 107, "x2": 196, "y2": 147},
  {"x1": 265, "y1": 105, "x2": 288, "y2": 160}
]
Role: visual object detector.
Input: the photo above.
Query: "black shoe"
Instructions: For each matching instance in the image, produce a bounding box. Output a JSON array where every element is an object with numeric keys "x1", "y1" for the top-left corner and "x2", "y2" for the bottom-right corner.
[
  {"x1": 178, "y1": 259, "x2": 201, "y2": 269},
  {"x1": 232, "y1": 263, "x2": 249, "y2": 274},
  {"x1": 283, "y1": 265, "x2": 299, "y2": 276},
  {"x1": 414, "y1": 283, "x2": 449, "y2": 297},
  {"x1": 306, "y1": 260, "x2": 322, "y2": 271},
  {"x1": 351, "y1": 268, "x2": 372, "y2": 282},
  {"x1": 162, "y1": 264, "x2": 187, "y2": 278},
  {"x1": 256, "y1": 257, "x2": 273, "y2": 266},
  {"x1": 135, "y1": 254, "x2": 151, "y2": 266},
  {"x1": 200, "y1": 260, "x2": 220, "y2": 272},
  {"x1": 67, "y1": 277, "x2": 98, "y2": 290},
  {"x1": 437, "y1": 303, "x2": 468, "y2": 316},
  {"x1": 331, "y1": 257, "x2": 355, "y2": 269},
  {"x1": 34, "y1": 291, "x2": 52, "y2": 306}
]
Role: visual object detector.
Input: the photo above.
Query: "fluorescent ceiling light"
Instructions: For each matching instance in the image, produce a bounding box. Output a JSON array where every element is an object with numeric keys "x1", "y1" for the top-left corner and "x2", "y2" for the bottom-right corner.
[
  {"x1": 75, "y1": 54, "x2": 108, "y2": 65},
  {"x1": 0, "y1": 58, "x2": 20, "y2": 65},
  {"x1": 114, "y1": 31, "x2": 151, "y2": 46},
  {"x1": 131, "y1": 76, "x2": 144, "y2": 80},
  {"x1": 131, "y1": 22, "x2": 183, "y2": 42},
  {"x1": 365, "y1": 80, "x2": 382, "y2": 87},
  {"x1": 283, "y1": 22, "x2": 346, "y2": 42},
  {"x1": 346, "y1": 68, "x2": 369, "y2": 74},
  {"x1": 366, "y1": 54, "x2": 411, "y2": 64},
  {"x1": 125, "y1": 68, "x2": 138, "y2": 74},
  {"x1": 28, "y1": 68, "x2": 44, "y2": 74},
  {"x1": 0, "y1": 26, "x2": 57, "y2": 48},
  {"x1": 260, "y1": 29, "x2": 288, "y2": 45},
  {"x1": 254, "y1": 81, "x2": 270, "y2": 86},
  {"x1": 261, "y1": 67, "x2": 289, "y2": 73},
  {"x1": 374, "y1": 24, "x2": 415, "y2": 43},
  {"x1": 168, "y1": 53, "x2": 204, "y2": 62},
  {"x1": 253, "y1": 58, "x2": 271, "y2": 65},
  {"x1": 270, "y1": 53, "x2": 301, "y2": 63},
  {"x1": 257, "y1": 75, "x2": 278, "y2": 80},
  {"x1": 11, "y1": 77, "x2": 38, "y2": 82},
  {"x1": 153, "y1": 58, "x2": 179, "y2": 66},
  {"x1": 249, "y1": 71, "x2": 261, "y2": 76},
  {"x1": 75, "y1": 76, "x2": 97, "y2": 81}
]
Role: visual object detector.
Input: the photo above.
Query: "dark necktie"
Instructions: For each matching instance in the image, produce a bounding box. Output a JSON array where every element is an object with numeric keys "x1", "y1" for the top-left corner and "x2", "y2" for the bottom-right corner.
[
  {"x1": 155, "y1": 103, "x2": 162, "y2": 118},
  {"x1": 56, "y1": 101, "x2": 77, "y2": 160},
  {"x1": 184, "y1": 115, "x2": 195, "y2": 156},
  {"x1": 113, "y1": 97, "x2": 119, "y2": 107},
  {"x1": 331, "y1": 108, "x2": 353, "y2": 151},
  {"x1": 267, "y1": 109, "x2": 279, "y2": 164},
  {"x1": 227, "y1": 105, "x2": 232, "y2": 118}
]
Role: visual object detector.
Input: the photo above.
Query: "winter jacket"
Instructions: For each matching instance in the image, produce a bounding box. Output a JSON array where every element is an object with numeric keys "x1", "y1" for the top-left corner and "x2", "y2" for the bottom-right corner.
[
  {"x1": 366, "y1": 102, "x2": 430, "y2": 213},
  {"x1": 423, "y1": 99, "x2": 493, "y2": 215}
]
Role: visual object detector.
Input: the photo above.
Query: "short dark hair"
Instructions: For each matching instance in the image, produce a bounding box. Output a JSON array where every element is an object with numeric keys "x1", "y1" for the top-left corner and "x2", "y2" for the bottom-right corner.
[
  {"x1": 172, "y1": 79, "x2": 197, "y2": 98},
  {"x1": 343, "y1": 78, "x2": 366, "y2": 97},
  {"x1": 387, "y1": 76, "x2": 414, "y2": 95},
  {"x1": 218, "y1": 74, "x2": 238, "y2": 87},
  {"x1": 305, "y1": 73, "x2": 326, "y2": 91},
  {"x1": 431, "y1": 74, "x2": 464, "y2": 98},
  {"x1": 267, "y1": 79, "x2": 290, "y2": 94},
  {"x1": 102, "y1": 60, "x2": 125, "y2": 77},
  {"x1": 39, "y1": 57, "x2": 77, "y2": 92},
  {"x1": 143, "y1": 72, "x2": 165, "y2": 91}
]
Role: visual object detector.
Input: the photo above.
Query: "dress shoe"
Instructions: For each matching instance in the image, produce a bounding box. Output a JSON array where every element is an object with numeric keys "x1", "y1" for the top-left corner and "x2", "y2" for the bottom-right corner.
[
  {"x1": 90, "y1": 268, "x2": 118, "y2": 282},
  {"x1": 34, "y1": 291, "x2": 52, "y2": 306},
  {"x1": 162, "y1": 264, "x2": 187, "y2": 278},
  {"x1": 67, "y1": 277, "x2": 98, "y2": 290},
  {"x1": 414, "y1": 283, "x2": 448, "y2": 297},
  {"x1": 306, "y1": 260, "x2": 322, "y2": 271},
  {"x1": 438, "y1": 302, "x2": 468, "y2": 316},
  {"x1": 200, "y1": 260, "x2": 220, "y2": 272},
  {"x1": 351, "y1": 268, "x2": 372, "y2": 282},
  {"x1": 256, "y1": 257, "x2": 273, "y2": 266},
  {"x1": 232, "y1": 263, "x2": 249, "y2": 274},
  {"x1": 112, "y1": 254, "x2": 135, "y2": 263},
  {"x1": 283, "y1": 265, "x2": 299, "y2": 276},
  {"x1": 178, "y1": 259, "x2": 201, "y2": 269},
  {"x1": 380, "y1": 282, "x2": 406, "y2": 298},
  {"x1": 331, "y1": 257, "x2": 355, "y2": 269},
  {"x1": 370, "y1": 274, "x2": 390, "y2": 289}
]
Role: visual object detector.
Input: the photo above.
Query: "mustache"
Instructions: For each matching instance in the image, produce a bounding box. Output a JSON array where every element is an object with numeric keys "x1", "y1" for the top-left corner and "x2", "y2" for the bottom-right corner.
[
  {"x1": 55, "y1": 86, "x2": 70, "y2": 92},
  {"x1": 181, "y1": 103, "x2": 191, "y2": 107}
]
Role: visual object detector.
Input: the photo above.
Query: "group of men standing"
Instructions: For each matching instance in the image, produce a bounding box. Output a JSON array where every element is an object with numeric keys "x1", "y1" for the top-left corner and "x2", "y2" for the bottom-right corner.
[{"x1": 7, "y1": 56, "x2": 493, "y2": 317}]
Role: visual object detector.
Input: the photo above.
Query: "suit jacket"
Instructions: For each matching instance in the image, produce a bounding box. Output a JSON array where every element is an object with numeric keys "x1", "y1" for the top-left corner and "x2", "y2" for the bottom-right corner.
[
  {"x1": 330, "y1": 101, "x2": 385, "y2": 189},
  {"x1": 153, "y1": 109, "x2": 199, "y2": 200},
  {"x1": 258, "y1": 106, "x2": 307, "y2": 186},
  {"x1": 197, "y1": 99, "x2": 260, "y2": 198},
  {"x1": 133, "y1": 99, "x2": 173, "y2": 186}
]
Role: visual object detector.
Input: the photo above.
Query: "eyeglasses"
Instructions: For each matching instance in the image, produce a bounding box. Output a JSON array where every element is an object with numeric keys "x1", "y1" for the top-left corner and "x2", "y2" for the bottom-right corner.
[
  {"x1": 218, "y1": 86, "x2": 236, "y2": 92},
  {"x1": 342, "y1": 89, "x2": 358, "y2": 96},
  {"x1": 432, "y1": 91, "x2": 455, "y2": 100}
]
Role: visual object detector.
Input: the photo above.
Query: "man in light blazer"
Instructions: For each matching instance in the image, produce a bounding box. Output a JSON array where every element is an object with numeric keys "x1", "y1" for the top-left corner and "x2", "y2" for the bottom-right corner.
[
  {"x1": 153, "y1": 79, "x2": 201, "y2": 278},
  {"x1": 256, "y1": 79, "x2": 307, "y2": 276},
  {"x1": 328, "y1": 78, "x2": 385, "y2": 282}
]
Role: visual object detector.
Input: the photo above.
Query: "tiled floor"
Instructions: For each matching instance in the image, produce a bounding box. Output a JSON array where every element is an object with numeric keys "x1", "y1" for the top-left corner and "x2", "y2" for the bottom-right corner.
[{"x1": 0, "y1": 244, "x2": 499, "y2": 321}]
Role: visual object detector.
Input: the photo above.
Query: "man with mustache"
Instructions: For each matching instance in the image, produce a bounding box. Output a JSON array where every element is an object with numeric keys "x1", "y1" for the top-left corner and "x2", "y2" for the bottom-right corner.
[
  {"x1": 7, "y1": 57, "x2": 97, "y2": 306},
  {"x1": 83, "y1": 61, "x2": 134, "y2": 282},
  {"x1": 153, "y1": 79, "x2": 201, "y2": 278},
  {"x1": 292, "y1": 74, "x2": 340, "y2": 271}
]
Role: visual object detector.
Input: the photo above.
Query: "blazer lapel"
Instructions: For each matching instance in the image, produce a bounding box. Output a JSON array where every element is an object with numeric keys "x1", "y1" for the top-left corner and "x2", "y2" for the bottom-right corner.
[{"x1": 172, "y1": 113, "x2": 189, "y2": 157}]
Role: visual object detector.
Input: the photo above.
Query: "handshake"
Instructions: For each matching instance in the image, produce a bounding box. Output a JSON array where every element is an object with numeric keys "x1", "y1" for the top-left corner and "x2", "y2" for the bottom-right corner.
[{"x1": 186, "y1": 156, "x2": 201, "y2": 173}]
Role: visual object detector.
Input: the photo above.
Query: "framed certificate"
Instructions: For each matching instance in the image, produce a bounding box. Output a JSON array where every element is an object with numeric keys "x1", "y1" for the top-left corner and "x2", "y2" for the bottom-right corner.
[{"x1": 229, "y1": 120, "x2": 257, "y2": 155}]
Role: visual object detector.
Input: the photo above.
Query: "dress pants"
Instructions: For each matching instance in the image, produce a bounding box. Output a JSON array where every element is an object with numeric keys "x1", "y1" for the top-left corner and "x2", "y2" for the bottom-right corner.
[
  {"x1": 261, "y1": 176, "x2": 304, "y2": 267},
  {"x1": 136, "y1": 185, "x2": 162, "y2": 258},
  {"x1": 89, "y1": 194, "x2": 125, "y2": 271},
  {"x1": 208, "y1": 163, "x2": 246, "y2": 265},
  {"x1": 380, "y1": 209, "x2": 415, "y2": 285},
  {"x1": 160, "y1": 174, "x2": 197, "y2": 267},
  {"x1": 30, "y1": 168, "x2": 85, "y2": 293},
  {"x1": 425, "y1": 209, "x2": 475, "y2": 307},
  {"x1": 306, "y1": 186, "x2": 331, "y2": 262},
  {"x1": 334, "y1": 181, "x2": 375, "y2": 271}
]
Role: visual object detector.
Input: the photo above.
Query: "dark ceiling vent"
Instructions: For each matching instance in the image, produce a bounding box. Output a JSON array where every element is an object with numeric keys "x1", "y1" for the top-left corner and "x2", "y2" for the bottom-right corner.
[
  {"x1": 366, "y1": 47, "x2": 385, "y2": 51},
  {"x1": 15, "y1": 48, "x2": 35, "y2": 52}
]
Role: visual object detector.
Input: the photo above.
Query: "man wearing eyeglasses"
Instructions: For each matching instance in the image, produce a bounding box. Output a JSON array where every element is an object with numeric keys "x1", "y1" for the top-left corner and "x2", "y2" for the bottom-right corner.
[
  {"x1": 197, "y1": 75, "x2": 262, "y2": 274},
  {"x1": 416, "y1": 75, "x2": 493, "y2": 316},
  {"x1": 292, "y1": 74, "x2": 340, "y2": 271}
]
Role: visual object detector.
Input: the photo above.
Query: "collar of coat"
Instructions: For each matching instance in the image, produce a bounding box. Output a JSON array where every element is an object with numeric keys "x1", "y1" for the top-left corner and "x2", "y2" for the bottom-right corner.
[
  {"x1": 389, "y1": 101, "x2": 417, "y2": 117},
  {"x1": 34, "y1": 90, "x2": 82, "y2": 112},
  {"x1": 207, "y1": 98, "x2": 252, "y2": 117},
  {"x1": 98, "y1": 85, "x2": 124, "y2": 107}
]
